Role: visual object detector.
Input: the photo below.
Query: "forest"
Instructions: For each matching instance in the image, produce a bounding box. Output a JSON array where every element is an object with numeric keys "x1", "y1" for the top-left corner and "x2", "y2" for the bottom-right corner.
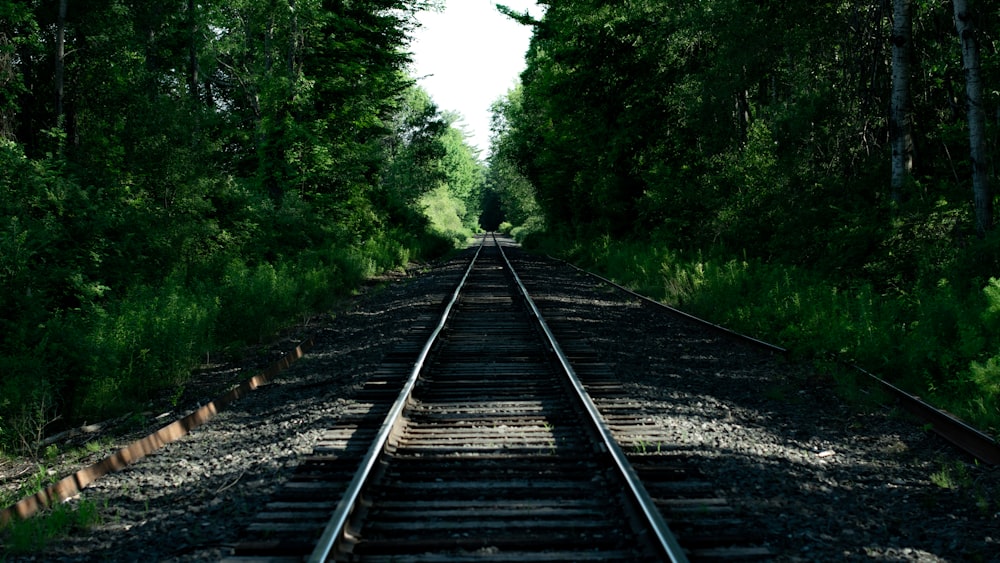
[
  {"x1": 2, "y1": 0, "x2": 1000, "y2": 459},
  {"x1": 0, "y1": 0, "x2": 485, "y2": 455},
  {"x1": 486, "y1": 0, "x2": 1000, "y2": 436}
]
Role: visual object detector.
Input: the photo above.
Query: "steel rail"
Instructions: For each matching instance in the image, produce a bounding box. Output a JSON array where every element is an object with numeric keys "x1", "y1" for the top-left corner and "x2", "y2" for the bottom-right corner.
[
  {"x1": 494, "y1": 234, "x2": 690, "y2": 563},
  {"x1": 307, "y1": 236, "x2": 486, "y2": 563}
]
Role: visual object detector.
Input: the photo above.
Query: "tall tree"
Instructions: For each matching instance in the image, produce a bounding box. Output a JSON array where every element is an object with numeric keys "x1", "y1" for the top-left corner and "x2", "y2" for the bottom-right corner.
[
  {"x1": 0, "y1": 1, "x2": 36, "y2": 141},
  {"x1": 188, "y1": 0, "x2": 199, "y2": 104},
  {"x1": 890, "y1": 0, "x2": 914, "y2": 206},
  {"x1": 1, "y1": 0, "x2": 459, "y2": 452},
  {"x1": 486, "y1": 86, "x2": 541, "y2": 229},
  {"x1": 381, "y1": 85, "x2": 448, "y2": 210},
  {"x1": 54, "y1": 0, "x2": 66, "y2": 123},
  {"x1": 953, "y1": 0, "x2": 992, "y2": 235}
]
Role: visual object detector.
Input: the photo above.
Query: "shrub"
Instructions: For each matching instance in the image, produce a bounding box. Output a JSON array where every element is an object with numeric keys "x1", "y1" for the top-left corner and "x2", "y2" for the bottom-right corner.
[
  {"x1": 216, "y1": 259, "x2": 302, "y2": 346},
  {"x1": 74, "y1": 275, "x2": 218, "y2": 419},
  {"x1": 0, "y1": 364, "x2": 56, "y2": 457},
  {"x1": 510, "y1": 215, "x2": 546, "y2": 243},
  {"x1": 420, "y1": 186, "x2": 474, "y2": 245}
]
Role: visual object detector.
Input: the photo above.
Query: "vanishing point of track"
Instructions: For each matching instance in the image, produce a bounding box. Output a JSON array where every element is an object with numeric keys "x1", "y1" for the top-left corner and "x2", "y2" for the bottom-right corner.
[{"x1": 224, "y1": 235, "x2": 773, "y2": 562}]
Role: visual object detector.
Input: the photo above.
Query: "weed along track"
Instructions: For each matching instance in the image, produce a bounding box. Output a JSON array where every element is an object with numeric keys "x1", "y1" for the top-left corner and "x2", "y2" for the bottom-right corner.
[{"x1": 225, "y1": 235, "x2": 760, "y2": 561}]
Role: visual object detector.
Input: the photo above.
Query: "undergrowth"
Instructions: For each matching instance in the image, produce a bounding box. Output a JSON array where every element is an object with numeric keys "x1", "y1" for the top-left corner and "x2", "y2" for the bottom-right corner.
[
  {"x1": 0, "y1": 465, "x2": 85, "y2": 556},
  {"x1": 1, "y1": 497, "x2": 101, "y2": 555},
  {"x1": 0, "y1": 227, "x2": 454, "y2": 456}
]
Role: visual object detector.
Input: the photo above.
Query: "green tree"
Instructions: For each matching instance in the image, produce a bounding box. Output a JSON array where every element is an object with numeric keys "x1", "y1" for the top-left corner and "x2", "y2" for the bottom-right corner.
[
  {"x1": 380, "y1": 84, "x2": 449, "y2": 230},
  {"x1": 438, "y1": 116, "x2": 484, "y2": 227},
  {"x1": 484, "y1": 86, "x2": 541, "y2": 230},
  {"x1": 0, "y1": 1, "x2": 38, "y2": 141},
  {"x1": 0, "y1": 0, "x2": 455, "y2": 453},
  {"x1": 500, "y1": 0, "x2": 1000, "y2": 435}
]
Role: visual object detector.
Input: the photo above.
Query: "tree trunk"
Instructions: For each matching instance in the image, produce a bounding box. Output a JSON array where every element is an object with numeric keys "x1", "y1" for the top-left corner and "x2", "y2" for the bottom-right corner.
[
  {"x1": 288, "y1": 0, "x2": 300, "y2": 81},
  {"x1": 0, "y1": 29, "x2": 15, "y2": 141},
  {"x1": 55, "y1": 0, "x2": 67, "y2": 122},
  {"x1": 953, "y1": 0, "x2": 992, "y2": 235},
  {"x1": 890, "y1": 0, "x2": 913, "y2": 207},
  {"x1": 735, "y1": 88, "x2": 750, "y2": 146},
  {"x1": 188, "y1": 0, "x2": 199, "y2": 103}
]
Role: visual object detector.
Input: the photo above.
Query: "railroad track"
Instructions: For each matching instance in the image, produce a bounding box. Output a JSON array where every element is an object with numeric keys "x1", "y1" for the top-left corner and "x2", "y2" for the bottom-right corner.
[
  {"x1": 224, "y1": 234, "x2": 771, "y2": 562},
  {"x1": 3, "y1": 235, "x2": 997, "y2": 560}
]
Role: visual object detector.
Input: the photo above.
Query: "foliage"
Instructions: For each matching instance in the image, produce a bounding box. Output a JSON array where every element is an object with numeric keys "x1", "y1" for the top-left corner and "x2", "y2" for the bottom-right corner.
[
  {"x1": 382, "y1": 87, "x2": 486, "y2": 244},
  {"x1": 510, "y1": 215, "x2": 546, "y2": 243},
  {"x1": 0, "y1": 461, "x2": 101, "y2": 553},
  {"x1": 412, "y1": 116, "x2": 485, "y2": 244},
  {"x1": 483, "y1": 85, "x2": 544, "y2": 232},
  {"x1": 436, "y1": 122, "x2": 485, "y2": 228},
  {"x1": 0, "y1": 1, "x2": 473, "y2": 454},
  {"x1": 495, "y1": 0, "x2": 1000, "y2": 436}
]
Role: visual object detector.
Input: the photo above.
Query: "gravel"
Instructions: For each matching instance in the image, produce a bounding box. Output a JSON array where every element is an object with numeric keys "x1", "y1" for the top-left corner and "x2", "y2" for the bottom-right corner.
[{"x1": 2, "y1": 241, "x2": 998, "y2": 562}]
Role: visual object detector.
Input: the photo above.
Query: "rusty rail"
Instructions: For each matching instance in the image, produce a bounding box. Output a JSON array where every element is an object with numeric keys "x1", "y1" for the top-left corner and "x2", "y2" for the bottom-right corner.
[{"x1": 0, "y1": 336, "x2": 315, "y2": 527}]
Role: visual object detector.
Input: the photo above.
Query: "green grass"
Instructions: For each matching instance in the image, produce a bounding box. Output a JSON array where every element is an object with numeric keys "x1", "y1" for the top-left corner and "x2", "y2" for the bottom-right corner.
[
  {"x1": 1, "y1": 497, "x2": 102, "y2": 555},
  {"x1": 928, "y1": 458, "x2": 995, "y2": 517},
  {"x1": 0, "y1": 465, "x2": 55, "y2": 510},
  {"x1": 930, "y1": 459, "x2": 969, "y2": 490}
]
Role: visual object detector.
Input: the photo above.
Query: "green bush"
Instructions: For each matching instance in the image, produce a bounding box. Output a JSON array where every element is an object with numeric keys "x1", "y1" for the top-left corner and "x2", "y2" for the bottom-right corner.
[
  {"x1": 510, "y1": 215, "x2": 546, "y2": 243},
  {"x1": 69, "y1": 275, "x2": 218, "y2": 419},
  {"x1": 217, "y1": 259, "x2": 304, "y2": 346},
  {"x1": 962, "y1": 279, "x2": 1000, "y2": 429},
  {"x1": 0, "y1": 362, "x2": 55, "y2": 457},
  {"x1": 420, "y1": 185, "x2": 474, "y2": 245}
]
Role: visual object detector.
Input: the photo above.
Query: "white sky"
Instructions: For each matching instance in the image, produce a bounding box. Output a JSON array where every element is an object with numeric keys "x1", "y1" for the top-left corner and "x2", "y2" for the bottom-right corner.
[{"x1": 408, "y1": 0, "x2": 542, "y2": 158}]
